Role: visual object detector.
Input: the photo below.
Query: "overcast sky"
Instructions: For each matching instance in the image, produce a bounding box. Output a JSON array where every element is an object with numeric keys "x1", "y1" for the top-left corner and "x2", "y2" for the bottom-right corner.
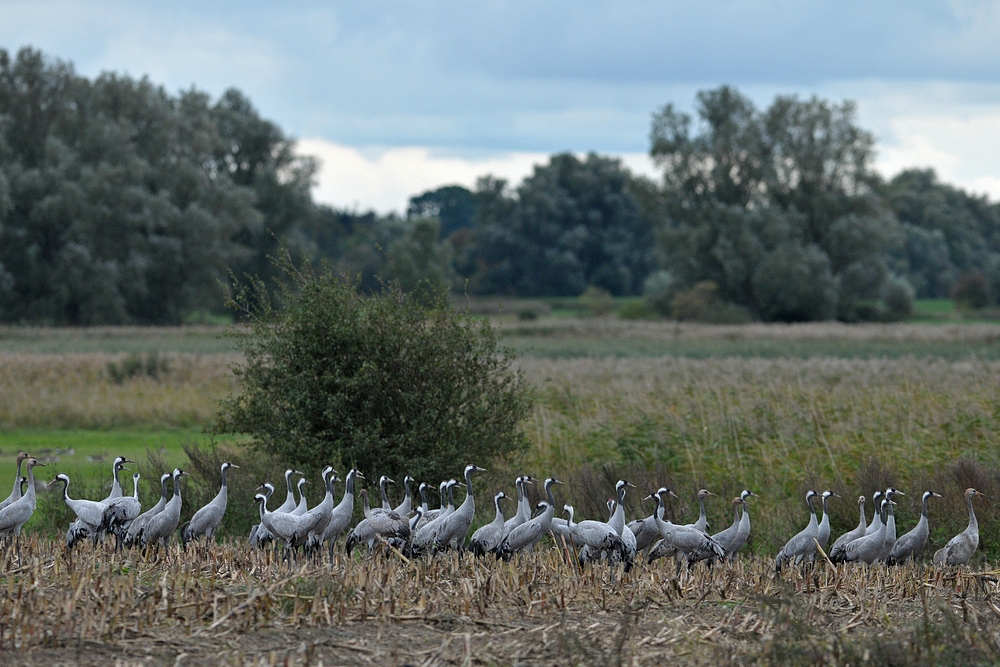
[{"x1": 3, "y1": 1, "x2": 1000, "y2": 212}]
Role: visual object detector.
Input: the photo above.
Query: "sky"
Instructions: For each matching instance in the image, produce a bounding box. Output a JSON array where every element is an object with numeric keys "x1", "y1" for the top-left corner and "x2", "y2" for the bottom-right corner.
[{"x1": 2, "y1": 1, "x2": 1000, "y2": 213}]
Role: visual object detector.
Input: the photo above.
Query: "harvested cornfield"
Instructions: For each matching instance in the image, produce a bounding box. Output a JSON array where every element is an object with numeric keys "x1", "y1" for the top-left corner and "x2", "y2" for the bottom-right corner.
[{"x1": 0, "y1": 540, "x2": 999, "y2": 666}]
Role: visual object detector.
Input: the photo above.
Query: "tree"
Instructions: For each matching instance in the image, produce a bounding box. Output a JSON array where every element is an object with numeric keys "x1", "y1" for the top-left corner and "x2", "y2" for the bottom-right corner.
[
  {"x1": 382, "y1": 217, "x2": 456, "y2": 304},
  {"x1": 463, "y1": 153, "x2": 658, "y2": 296},
  {"x1": 407, "y1": 185, "x2": 476, "y2": 238},
  {"x1": 650, "y1": 86, "x2": 897, "y2": 322},
  {"x1": 214, "y1": 252, "x2": 532, "y2": 482}
]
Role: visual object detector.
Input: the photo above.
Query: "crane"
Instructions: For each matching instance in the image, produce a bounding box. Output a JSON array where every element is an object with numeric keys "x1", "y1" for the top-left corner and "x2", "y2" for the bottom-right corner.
[
  {"x1": 502, "y1": 476, "x2": 533, "y2": 538},
  {"x1": 102, "y1": 472, "x2": 142, "y2": 548},
  {"x1": 888, "y1": 491, "x2": 941, "y2": 564},
  {"x1": 837, "y1": 497, "x2": 893, "y2": 565},
  {"x1": 126, "y1": 472, "x2": 171, "y2": 546},
  {"x1": 139, "y1": 468, "x2": 189, "y2": 550},
  {"x1": 308, "y1": 468, "x2": 361, "y2": 559},
  {"x1": 275, "y1": 469, "x2": 304, "y2": 514},
  {"x1": 290, "y1": 477, "x2": 310, "y2": 516},
  {"x1": 647, "y1": 488, "x2": 725, "y2": 572},
  {"x1": 608, "y1": 480, "x2": 637, "y2": 569},
  {"x1": 436, "y1": 464, "x2": 486, "y2": 552},
  {"x1": 828, "y1": 495, "x2": 866, "y2": 562},
  {"x1": 562, "y1": 505, "x2": 627, "y2": 566},
  {"x1": 727, "y1": 489, "x2": 758, "y2": 559},
  {"x1": 394, "y1": 475, "x2": 415, "y2": 516},
  {"x1": 775, "y1": 490, "x2": 819, "y2": 573},
  {"x1": 470, "y1": 491, "x2": 508, "y2": 556},
  {"x1": 710, "y1": 497, "x2": 743, "y2": 558},
  {"x1": 0, "y1": 452, "x2": 30, "y2": 512},
  {"x1": 877, "y1": 488, "x2": 905, "y2": 562},
  {"x1": 496, "y1": 477, "x2": 563, "y2": 560},
  {"x1": 933, "y1": 488, "x2": 985, "y2": 567},
  {"x1": 686, "y1": 489, "x2": 717, "y2": 532},
  {"x1": 0, "y1": 458, "x2": 43, "y2": 544},
  {"x1": 292, "y1": 467, "x2": 338, "y2": 550},
  {"x1": 53, "y1": 473, "x2": 107, "y2": 549},
  {"x1": 180, "y1": 462, "x2": 239, "y2": 547},
  {"x1": 817, "y1": 490, "x2": 839, "y2": 551},
  {"x1": 864, "y1": 490, "x2": 885, "y2": 535}
]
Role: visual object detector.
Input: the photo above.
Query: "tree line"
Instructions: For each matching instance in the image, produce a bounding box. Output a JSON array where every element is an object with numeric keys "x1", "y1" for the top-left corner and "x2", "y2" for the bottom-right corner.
[{"x1": 1, "y1": 47, "x2": 997, "y2": 324}]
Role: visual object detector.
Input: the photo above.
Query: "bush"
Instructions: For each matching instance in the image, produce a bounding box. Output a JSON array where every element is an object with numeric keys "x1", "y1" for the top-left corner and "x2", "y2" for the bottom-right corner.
[
  {"x1": 882, "y1": 277, "x2": 915, "y2": 318},
  {"x1": 616, "y1": 300, "x2": 658, "y2": 320},
  {"x1": 215, "y1": 252, "x2": 532, "y2": 483},
  {"x1": 951, "y1": 271, "x2": 991, "y2": 310},
  {"x1": 580, "y1": 285, "x2": 615, "y2": 316},
  {"x1": 670, "y1": 281, "x2": 754, "y2": 323},
  {"x1": 642, "y1": 270, "x2": 676, "y2": 317}
]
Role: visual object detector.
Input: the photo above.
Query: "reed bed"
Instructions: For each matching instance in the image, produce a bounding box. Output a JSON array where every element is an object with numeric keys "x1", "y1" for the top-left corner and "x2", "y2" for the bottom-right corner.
[
  {"x1": 1, "y1": 541, "x2": 999, "y2": 666},
  {"x1": 0, "y1": 354, "x2": 239, "y2": 430}
]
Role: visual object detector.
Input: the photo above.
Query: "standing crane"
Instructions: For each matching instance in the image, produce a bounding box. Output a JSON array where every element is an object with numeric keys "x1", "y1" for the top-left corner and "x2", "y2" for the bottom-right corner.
[
  {"x1": 817, "y1": 490, "x2": 839, "y2": 551},
  {"x1": 53, "y1": 473, "x2": 107, "y2": 549},
  {"x1": 711, "y1": 497, "x2": 743, "y2": 558},
  {"x1": 0, "y1": 458, "x2": 43, "y2": 544},
  {"x1": 608, "y1": 480, "x2": 637, "y2": 569},
  {"x1": 139, "y1": 468, "x2": 189, "y2": 549},
  {"x1": 775, "y1": 490, "x2": 819, "y2": 573},
  {"x1": 126, "y1": 473, "x2": 171, "y2": 546},
  {"x1": 308, "y1": 469, "x2": 361, "y2": 559},
  {"x1": 647, "y1": 488, "x2": 725, "y2": 572},
  {"x1": 470, "y1": 491, "x2": 508, "y2": 556},
  {"x1": 828, "y1": 496, "x2": 866, "y2": 562},
  {"x1": 496, "y1": 477, "x2": 563, "y2": 560},
  {"x1": 102, "y1": 472, "x2": 142, "y2": 548},
  {"x1": 865, "y1": 490, "x2": 885, "y2": 535},
  {"x1": 877, "y1": 488, "x2": 905, "y2": 562},
  {"x1": 0, "y1": 452, "x2": 30, "y2": 512},
  {"x1": 293, "y1": 467, "x2": 338, "y2": 549},
  {"x1": 437, "y1": 464, "x2": 486, "y2": 552},
  {"x1": 393, "y1": 475, "x2": 415, "y2": 516},
  {"x1": 889, "y1": 490, "x2": 941, "y2": 564},
  {"x1": 933, "y1": 488, "x2": 985, "y2": 567},
  {"x1": 562, "y1": 505, "x2": 627, "y2": 566},
  {"x1": 180, "y1": 462, "x2": 239, "y2": 547}
]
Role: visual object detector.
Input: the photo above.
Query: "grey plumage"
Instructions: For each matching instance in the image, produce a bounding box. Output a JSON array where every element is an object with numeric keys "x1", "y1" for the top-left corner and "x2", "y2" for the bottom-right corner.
[
  {"x1": 727, "y1": 490, "x2": 757, "y2": 559},
  {"x1": 140, "y1": 468, "x2": 189, "y2": 547},
  {"x1": 829, "y1": 495, "x2": 866, "y2": 562},
  {"x1": 563, "y1": 504, "x2": 627, "y2": 565},
  {"x1": 877, "y1": 488, "x2": 904, "y2": 562},
  {"x1": 0, "y1": 452, "x2": 30, "y2": 513},
  {"x1": 291, "y1": 466, "x2": 337, "y2": 549},
  {"x1": 648, "y1": 488, "x2": 725, "y2": 570},
  {"x1": 889, "y1": 491, "x2": 941, "y2": 564},
  {"x1": 496, "y1": 478, "x2": 563, "y2": 560},
  {"x1": 0, "y1": 458, "x2": 43, "y2": 539},
  {"x1": 181, "y1": 462, "x2": 238, "y2": 547},
  {"x1": 502, "y1": 476, "x2": 533, "y2": 538},
  {"x1": 290, "y1": 477, "x2": 310, "y2": 516},
  {"x1": 470, "y1": 491, "x2": 508, "y2": 556},
  {"x1": 933, "y1": 488, "x2": 984, "y2": 567},
  {"x1": 53, "y1": 473, "x2": 106, "y2": 548},
  {"x1": 411, "y1": 479, "x2": 461, "y2": 552},
  {"x1": 437, "y1": 464, "x2": 486, "y2": 551},
  {"x1": 864, "y1": 490, "x2": 885, "y2": 535},
  {"x1": 711, "y1": 497, "x2": 743, "y2": 557},
  {"x1": 685, "y1": 489, "x2": 716, "y2": 532},
  {"x1": 393, "y1": 475, "x2": 415, "y2": 516},
  {"x1": 775, "y1": 490, "x2": 819, "y2": 572},
  {"x1": 841, "y1": 498, "x2": 891, "y2": 564},
  {"x1": 816, "y1": 491, "x2": 838, "y2": 550},
  {"x1": 308, "y1": 469, "x2": 361, "y2": 556},
  {"x1": 275, "y1": 469, "x2": 303, "y2": 514},
  {"x1": 608, "y1": 480, "x2": 637, "y2": 568},
  {"x1": 126, "y1": 473, "x2": 171, "y2": 546},
  {"x1": 102, "y1": 472, "x2": 142, "y2": 540}
]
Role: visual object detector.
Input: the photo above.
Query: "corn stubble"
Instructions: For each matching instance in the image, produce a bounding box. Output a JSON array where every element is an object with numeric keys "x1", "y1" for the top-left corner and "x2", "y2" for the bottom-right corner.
[{"x1": 0, "y1": 540, "x2": 999, "y2": 666}]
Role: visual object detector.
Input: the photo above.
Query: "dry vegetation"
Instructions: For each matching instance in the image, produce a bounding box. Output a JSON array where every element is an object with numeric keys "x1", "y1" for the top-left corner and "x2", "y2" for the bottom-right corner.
[
  {"x1": 1, "y1": 541, "x2": 1000, "y2": 666},
  {"x1": 0, "y1": 354, "x2": 238, "y2": 430}
]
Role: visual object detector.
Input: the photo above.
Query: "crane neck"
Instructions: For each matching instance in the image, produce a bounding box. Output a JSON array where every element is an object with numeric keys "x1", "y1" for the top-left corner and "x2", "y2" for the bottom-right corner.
[
  {"x1": 544, "y1": 481, "x2": 556, "y2": 507},
  {"x1": 967, "y1": 493, "x2": 978, "y2": 532},
  {"x1": 221, "y1": 466, "x2": 229, "y2": 488},
  {"x1": 921, "y1": 494, "x2": 930, "y2": 519},
  {"x1": 418, "y1": 484, "x2": 428, "y2": 511},
  {"x1": 464, "y1": 468, "x2": 475, "y2": 498},
  {"x1": 160, "y1": 477, "x2": 170, "y2": 500},
  {"x1": 493, "y1": 496, "x2": 504, "y2": 522},
  {"x1": 565, "y1": 506, "x2": 575, "y2": 529},
  {"x1": 172, "y1": 474, "x2": 182, "y2": 498},
  {"x1": 732, "y1": 502, "x2": 740, "y2": 524}
]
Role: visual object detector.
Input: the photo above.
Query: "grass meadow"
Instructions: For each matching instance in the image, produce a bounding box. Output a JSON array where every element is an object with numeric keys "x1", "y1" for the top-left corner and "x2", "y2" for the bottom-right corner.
[{"x1": 4, "y1": 319, "x2": 1000, "y2": 664}]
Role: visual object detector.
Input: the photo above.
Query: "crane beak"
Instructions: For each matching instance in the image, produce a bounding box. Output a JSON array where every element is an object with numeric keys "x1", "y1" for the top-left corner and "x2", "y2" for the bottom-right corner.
[
  {"x1": 230, "y1": 464, "x2": 241, "y2": 470},
  {"x1": 386, "y1": 478, "x2": 396, "y2": 484},
  {"x1": 668, "y1": 490, "x2": 679, "y2": 499}
]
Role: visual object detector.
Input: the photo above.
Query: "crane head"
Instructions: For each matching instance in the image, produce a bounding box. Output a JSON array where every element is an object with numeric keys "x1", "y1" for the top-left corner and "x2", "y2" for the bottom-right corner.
[
  {"x1": 697, "y1": 489, "x2": 717, "y2": 499},
  {"x1": 495, "y1": 491, "x2": 507, "y2": 501}
]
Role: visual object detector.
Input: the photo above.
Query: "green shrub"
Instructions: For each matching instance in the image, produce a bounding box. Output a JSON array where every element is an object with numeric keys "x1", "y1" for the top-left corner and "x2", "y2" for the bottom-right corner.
[
  {"x1": 580, "y1": 285, "x2": 615, "y2": 316},
  {"x1": 616, "y1": 300, "x2": 658, "y2": 320},
  {"x1": 215, "y1": 251, "x2": 532, "y2": 482},
  {"x1": 951, "y1": 271, "x2": 991, "y2": 310}
]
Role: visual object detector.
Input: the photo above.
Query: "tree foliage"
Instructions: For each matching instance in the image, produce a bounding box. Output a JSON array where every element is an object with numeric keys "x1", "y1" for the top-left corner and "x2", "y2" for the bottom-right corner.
[
  {"x1": 651, "y1": 86, "x2": 897, "y2": 321},
  {"x1": 462, "y1": 153, "x2": 659, "y2": 297},
  {"x1": 214, "y1": 252, "x2": 531, "y2": 481}
]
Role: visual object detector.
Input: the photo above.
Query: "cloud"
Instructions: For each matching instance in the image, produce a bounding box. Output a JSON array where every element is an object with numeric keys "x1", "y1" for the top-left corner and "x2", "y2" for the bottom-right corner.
[
  {"x1": 875, "y1": 113, "x2": 1000, "y2": 199},
  {"x1": 299, "y1": 139, "x2": 659, "y2": 213}
]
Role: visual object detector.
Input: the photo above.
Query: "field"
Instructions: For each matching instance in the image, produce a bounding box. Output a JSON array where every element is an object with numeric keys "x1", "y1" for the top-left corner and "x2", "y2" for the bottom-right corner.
[{"x1": 3, "y1": 319, "x2": 1000, "y2": 664}]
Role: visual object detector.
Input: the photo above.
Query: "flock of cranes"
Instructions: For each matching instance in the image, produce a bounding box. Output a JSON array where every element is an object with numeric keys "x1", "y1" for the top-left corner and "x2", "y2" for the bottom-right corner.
[
  {"x1": 775, "y1": 487, "x2": 985, "y2": 571},
  {"x1": 0, "y1": 451, "x2": 988, "y2": 572}
]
